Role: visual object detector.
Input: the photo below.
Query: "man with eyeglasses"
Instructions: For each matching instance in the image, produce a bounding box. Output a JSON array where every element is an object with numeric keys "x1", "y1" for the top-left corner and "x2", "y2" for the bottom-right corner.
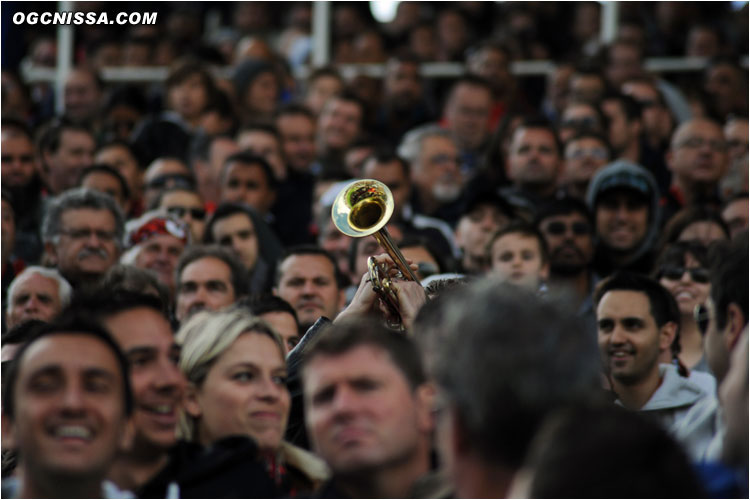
[
  {"x1": 595, "y1": 272, "x2": 709, "y2": 430},
  {"x1": 560, "y1": 132, "x2": 612, "y2": 200},
  {"x1": 536, "y1": 197, "x2": 597, "y2": 337},
  {"x1": 41, "y1": 188, "x2": 125, "y2": 290},
  {"x1": 664, "y1": 118, "x2": 728, "y2": 222},
  {"x1": 674, "y1": 236, "x2": 748, "y2": 461}
]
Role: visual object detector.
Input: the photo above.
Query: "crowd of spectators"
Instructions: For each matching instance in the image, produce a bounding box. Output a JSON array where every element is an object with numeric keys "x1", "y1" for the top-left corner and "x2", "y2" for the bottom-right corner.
[{"x1": 1, "y1": 1, "x2": 748, "y2": 498}]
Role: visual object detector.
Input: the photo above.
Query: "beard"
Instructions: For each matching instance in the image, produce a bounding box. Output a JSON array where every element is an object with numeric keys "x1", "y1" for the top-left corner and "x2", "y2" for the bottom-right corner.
[{"x1": 432, "y1": 182, "x2": 462, "y2": 203}]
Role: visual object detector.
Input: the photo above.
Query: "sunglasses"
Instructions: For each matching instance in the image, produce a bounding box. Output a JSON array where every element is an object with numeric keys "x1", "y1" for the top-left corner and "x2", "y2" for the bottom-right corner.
[
  {"x1": 694, "y1": 304, "x2": 710, "y2": 336},
  {"x1": 147, "y1": 174, "x2": 195, "y2": 190},
  {"x1": 545, "y1": 221, "x2": 591, "y2": 236},
  {"x1": 167, "y1": 206, "x2": 206, "y2": 220},
  {"x1": 660, "y1": 266, "x2": 710, "y2": 284}
]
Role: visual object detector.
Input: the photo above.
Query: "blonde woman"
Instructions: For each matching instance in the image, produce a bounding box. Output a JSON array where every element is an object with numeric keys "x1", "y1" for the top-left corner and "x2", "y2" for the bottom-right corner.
[{"x1": 177, "y1": 307, "x2": 329, "y2": 496}]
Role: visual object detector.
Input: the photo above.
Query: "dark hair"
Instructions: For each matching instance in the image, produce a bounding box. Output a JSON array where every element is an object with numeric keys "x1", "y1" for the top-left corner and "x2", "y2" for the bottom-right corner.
[
  {"x1": 513, "y1": 116, "x2": 563, "y2": 157},
  {"x1": 524, "y1": 405, "x2": 707, "y2": 498},
  {"x1": 447, "y1": 74, "x2": 494, "y2": 100},
  {"x1": 1, "y1": 117, "x2": 33, "y2": 141},
  {"x1": 322, "y1": 90, "x2": 366, "y2": 122},
  {"x1": 710, "y1": 235, "x2": 748, "y2": 331},
  {"x1": 363, "y1": 149, "x2": 411, "y2": 177},
  {"x1": 433, "y1": 280, "x2": 601, "y2": 468},
  {"x1": 165, "y1": 58, "x2": 217, "y2": 97},
  {"x1": 307, "y1": 66, "x2": 343, "y2": 87},
  {"x1": 400, "y1": 235, "x2": 448, "y2": 275},
  {"x1": 99, "y1": 265, "x2": 171, "y2": 316},
  {"x1": 176, "y1": 245, "x2": 248, "y2": 299},
  {"x1": 563, "y1": 130, "x2": 613, "y2": 160},
  {"x1": 238, "y1": 293, "x2": 299, "y2": 325},
  {"x1": 659, "y1": 206, "x2": 730, "y2": 252},
  {"x1": 602, "y1": 91, "x2": 642, "y2": 123},
  {"x1": 36, "y1": 117, "x2": 94, "y2": 155},
  {"x1": 275, "y1": 103, "x2": 316, "y2": 122},
  {"x1": 1, "y1": 319, "x2": 48, "y2": 347},
  {"x1": 276, "y1": 245, "x2": 349, "y2": 289},
  {"x1": 653, "y1": 241, "x2": 710, "y2": 280},
  {"x1": 535, "y1": 197, "x2": 594, "y2": 228},
  {"x1": 203, "y1": 202, "x2": 256, "y2": 244},
  {"x1": 301, "y1": 317, "x2": 426, "y2": 390},
  {"x1": 78, "y1": 164, "x2": 131, "y2": 201},
  {"x1": 2, "y1": 312, "x2": 134, "y2": 418},
  {"x1": 73, "y1": 288, "x2": 168, "y2": 324},
  {"x1": 222, "y1": 151, "x2": 277, "y2": 189},
  {"x1": 103, "y1": 84, "x2": 149, "y2": 115},
  {"x1": 594, "y1": 272, "x2": 680, "y2": 329},
  {"x1": 487, "y1": 221, "x2": 549, "y2": 264},
  {"x1": 96, "y1": 140, "x2": 142, "y2": 169}
]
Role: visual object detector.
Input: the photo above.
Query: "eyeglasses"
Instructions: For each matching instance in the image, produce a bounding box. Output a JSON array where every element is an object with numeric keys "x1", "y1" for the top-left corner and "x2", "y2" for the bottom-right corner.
[
  {"x1": 544, "y1": 221, "x2": 591, "y2": 236},
  {"x1": 166, "y1": 206, "x2": 206, "y2": 220},
  {"x1": 59, "y1": 228, "x2": 116, "y2": 242},
  {"x1": 675, "y1": 137, "x2": 727, "y2": 153},
  {"x1": 660, "y1": 266, "x2": 710, "y2": 284},
  {"x1": 565, "y1": 148, "x2": 609, "y2": 161},
  {"x1": 694, "y1": 304, "x2": 710, "y2": 336},
  {"x1": 560, "y1": 117, "x2": 600, "y2": 130},
  {"x1": 146, "y1": 174, "x2": 196, "y2": 190}
]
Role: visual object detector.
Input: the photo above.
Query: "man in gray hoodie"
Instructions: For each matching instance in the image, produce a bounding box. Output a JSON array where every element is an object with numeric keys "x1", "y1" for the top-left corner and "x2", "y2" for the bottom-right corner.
[
  {"x1": 586, "y1": 160, "x2": 661, "y2": 277},
  {"x1": 595, "y1": 272, "x2": 708, "y2": 430}
]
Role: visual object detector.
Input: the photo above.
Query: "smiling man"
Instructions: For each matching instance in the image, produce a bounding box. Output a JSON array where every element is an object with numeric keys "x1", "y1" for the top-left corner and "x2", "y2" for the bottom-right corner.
[
  {"x1": 274, "y1": 246, "x2": 347, "y2": 332},
  {"x1": 1, "y1": 315, "x2": 134, "y2": 498},
  {"x1": 301, "y1": 318, "x2": 434, "y2": 498},
  {"x1": 595, "y1": 272, "x2": 708, "y2": 429},
  {"x1": 586, "y1": 160, "x2": 661, "y2": 276},
  {"x1": 91, "y1": 292, "x2": 185, "y2": 494}
]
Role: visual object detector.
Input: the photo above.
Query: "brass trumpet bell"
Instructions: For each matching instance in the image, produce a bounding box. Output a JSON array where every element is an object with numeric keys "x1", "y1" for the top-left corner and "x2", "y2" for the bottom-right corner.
[{"x1": 332, "y1": 179, "x2": 394, "y2": 237}]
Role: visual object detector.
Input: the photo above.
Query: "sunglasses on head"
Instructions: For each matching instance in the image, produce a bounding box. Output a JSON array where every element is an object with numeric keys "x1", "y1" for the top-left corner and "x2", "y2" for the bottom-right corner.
[
  {"x1": 660, "y1": 266, "x2": 710, "y2": 283},
  {"x1": 545, "y1": 221, "x2": 590, "y2": 236},
  {"x1": 167, "y1": 206, "x2": 206, "y2": 220},
  {"x1": 694, "y1": 304, "x2": 710, "y2": 336}
]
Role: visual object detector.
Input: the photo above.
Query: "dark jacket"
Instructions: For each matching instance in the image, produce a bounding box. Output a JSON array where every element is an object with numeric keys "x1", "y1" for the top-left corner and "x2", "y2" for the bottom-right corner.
[{"x1": 137, "y1": 436, "x2": 279, "y2": 499}]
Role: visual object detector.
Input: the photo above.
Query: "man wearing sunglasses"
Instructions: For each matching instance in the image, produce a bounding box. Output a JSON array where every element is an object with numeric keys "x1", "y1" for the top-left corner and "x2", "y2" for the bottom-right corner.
[
  {"x1": 674, "y1": 236, "x2": 748, "y2": 461},
  {"x1": 155, "y1": 187, "x2": 207, "y2": 242},
  {"x1": 536, "y1": 197, "x2": 597, "y2": 337},
  {"x1": 595, "y1": 272, "x2": 709, "y2": 431}
]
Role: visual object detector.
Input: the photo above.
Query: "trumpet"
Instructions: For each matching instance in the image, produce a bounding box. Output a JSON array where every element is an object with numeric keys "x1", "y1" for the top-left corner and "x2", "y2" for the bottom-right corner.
[{"x1": 331, "y1": 179, "x2": 422, "y2": 325}]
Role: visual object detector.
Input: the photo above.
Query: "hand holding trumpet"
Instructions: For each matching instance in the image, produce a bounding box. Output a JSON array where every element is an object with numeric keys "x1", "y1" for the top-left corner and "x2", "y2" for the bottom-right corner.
[{"x1": 334, "y1": 253, "x2": 427, "y2": 330}]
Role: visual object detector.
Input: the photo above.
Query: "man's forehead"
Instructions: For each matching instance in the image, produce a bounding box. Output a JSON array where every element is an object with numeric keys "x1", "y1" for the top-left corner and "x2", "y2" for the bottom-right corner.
[
  {"x1": 61, "y1": 207, "x2": 115, "y2": 225},
  {"x1": 304, "y1": 344, "x2": 403, "y2": 385},
  {"x1": 541, "y1": 211, "x2": 588, "y2": 225},
  {"x1": 104, "y1": 307, "x2": 174, "y2": 348},
  {"x1": 14, "y1": 272, "x2": 58, "y2": 293},
  {"x1": 282, "y1": 254, "x2": 335, "y2": 277},
  {"x1": 20, "y1": 333, "x2": 119, "y2": 374},
  {"x1": 599, "y1": 289, "x2": 652, "y2": 315},
  {"x1": 182, "y1": 257, "x2": 231, "y2": 278}
]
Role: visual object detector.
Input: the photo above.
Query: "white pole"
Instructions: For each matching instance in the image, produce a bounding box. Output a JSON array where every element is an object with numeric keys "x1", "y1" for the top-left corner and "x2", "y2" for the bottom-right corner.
[
  {"x1": 55, "y1": 1, "x2": 74, "y2": 115},
  {"x1": 311, "y1": 1, "x2": 331, "y2": 67},
  {"x1": 600, "y1": 1, "x2": 619, "y2": 45}
]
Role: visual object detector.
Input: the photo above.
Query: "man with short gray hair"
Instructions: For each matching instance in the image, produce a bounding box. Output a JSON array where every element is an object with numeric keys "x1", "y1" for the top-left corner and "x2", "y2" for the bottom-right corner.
[
  {"x1": 432, "y1": 279, "x2": 601, "y2": 498},
  {"x1": 42, "y1": 187, "x2": 124, "y2": 289},
  {"x1": 6, "y1": 266, "x2": 72, "y2": 329},
  {"x1": 398, "y1": 125, "x2": 466, "y2": 225}
]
